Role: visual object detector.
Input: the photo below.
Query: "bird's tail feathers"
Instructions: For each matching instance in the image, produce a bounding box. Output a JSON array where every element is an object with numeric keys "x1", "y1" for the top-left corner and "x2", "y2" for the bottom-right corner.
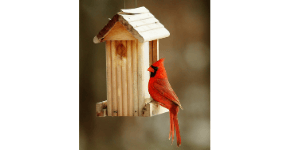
[
  {"x1": 169, "y1": 112, "x2": 175, "y2": 144},
  {"x1": 174, "y1": 113, "x2": 181, "y2": 147},
  {"x1": 170, "y1": 106, "x2": 181, "y2": 147}
]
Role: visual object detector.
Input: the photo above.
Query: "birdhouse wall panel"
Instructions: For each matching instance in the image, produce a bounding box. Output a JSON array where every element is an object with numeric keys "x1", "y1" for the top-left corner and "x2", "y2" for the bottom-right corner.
[
  {"x1": 116, "y1": 41, "x2": 123, "y2": 116},
  {"x1": 110, "y1": 40, "x2": 116, "y2": 116},
  {"x1": 114, "y1": 41, "x2": 127, "y2": 116},
  {"x1": 105, "y1": 41, "x2": 112, "y2": 116},
  {"x1": 137, "y1": 41, "x2": 145, "y2": 116},
  {"x1": 143, "y1": 41, "x2": 151, "y2": 100},
  {"x1": 126, "y1": 40, "x2": 133, "y2": 116},
  {"x1": 132, "y1": 40, "x2": 139, "y2": 116},
  {"x1": 105, "y1": 39, "x2": 155, "y2": 117},
  {"x1": 111, "y1": 40, "x2": 118, "y2": 116},
  {"x1": 120, "y1": 40, "x2": 127, "y2": 116}
]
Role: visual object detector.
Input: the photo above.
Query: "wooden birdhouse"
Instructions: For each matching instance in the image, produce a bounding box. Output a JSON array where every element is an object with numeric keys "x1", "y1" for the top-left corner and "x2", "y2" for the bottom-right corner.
[{"x1": 94, "y1": 6, "x2": 170, "y2": 117}]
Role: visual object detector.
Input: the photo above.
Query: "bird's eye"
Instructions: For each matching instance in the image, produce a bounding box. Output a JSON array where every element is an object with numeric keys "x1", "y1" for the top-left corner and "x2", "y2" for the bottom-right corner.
[{"x1": 151, "y1": 65, "x2": 159, "y2": 71}]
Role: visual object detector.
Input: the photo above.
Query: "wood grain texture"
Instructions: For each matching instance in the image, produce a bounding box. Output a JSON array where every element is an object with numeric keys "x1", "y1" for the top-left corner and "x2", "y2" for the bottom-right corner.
[
  {"x1": 152, "y1": 40, "x2": 159, "y2": 63},
  {"x1": 94, "y1": 7, "x2": 170, "y2": 44},
  {"x1": 121, "y1": 40, "x2": 128, "y2": 116},
  {"x1": 134, "y1": 23, "x2": 164, "y2": 33},
  {"x1": 106, "y1": 41, "x2": 112, "y2": 116},
  {"x1": 116, "y1": 41, "x2": 123, "y2": 116},
  {"x1": 128, "y1": 18, "x2": 159, "y2": 28},
  {"x1": 142, "y1": 98, "x2": 169, "y2": 117},
  {"x1": 94, "y1": 14, "x2": 119, "y2": 43},
  {"x1": 143, "y1": 42, "x2": 151, "y2": 100},
  {"x1": 149, "y1": 41, "x2": 153, "y2": 65},
  {"x1": 139, "y1": 28, "x2": 168, "y2": 43},
  {"x1": 103, "y1": 22, "x2": 136, "y2": 41},
  {"x1": 119, "y1": 15, "x2": 169, "y2": 43},
  {"x1": 111, "y1": 41, "x2": 118, "y2": 116},
  {"x1": 137, "y1": 41, "x2": 145, "y2": 116},
  {"x1": 132, "y1": 40, "x2": 138, "y2": 116},
  {"x1": 127, "y1": 40, "x2": 133, "y2": 116}
]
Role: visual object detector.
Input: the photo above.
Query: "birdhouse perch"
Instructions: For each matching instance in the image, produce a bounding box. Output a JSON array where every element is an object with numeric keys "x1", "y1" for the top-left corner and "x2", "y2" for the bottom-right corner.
[{"x1": 94, "y1": 6, "x2": 170, "y2": 117}]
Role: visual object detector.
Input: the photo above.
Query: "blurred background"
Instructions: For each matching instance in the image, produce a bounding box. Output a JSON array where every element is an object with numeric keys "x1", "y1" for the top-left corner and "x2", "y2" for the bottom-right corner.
[{"x1": 80, "y1": 0, "x2": 210, "y2": 149}]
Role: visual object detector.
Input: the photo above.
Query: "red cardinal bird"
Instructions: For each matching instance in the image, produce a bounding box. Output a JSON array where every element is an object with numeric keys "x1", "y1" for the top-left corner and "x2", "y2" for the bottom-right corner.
[{"x1": 147, "y1": 58, "x2": 183, "y2": 147}]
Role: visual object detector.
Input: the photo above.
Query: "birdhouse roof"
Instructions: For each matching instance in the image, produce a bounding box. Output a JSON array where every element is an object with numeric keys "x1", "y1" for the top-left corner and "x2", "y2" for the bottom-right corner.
[{"x1": 93, "y1": 6, "x2": 170, "y2": 43}]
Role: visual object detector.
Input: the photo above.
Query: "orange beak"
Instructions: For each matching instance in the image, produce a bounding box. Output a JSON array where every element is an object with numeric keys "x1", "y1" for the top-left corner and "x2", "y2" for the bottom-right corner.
[{"x1": 147, "y1": 66, "x2": 154, "y2": 73}]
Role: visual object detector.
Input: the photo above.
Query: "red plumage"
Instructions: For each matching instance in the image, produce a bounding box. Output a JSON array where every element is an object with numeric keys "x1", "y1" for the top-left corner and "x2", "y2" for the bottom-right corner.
[{"x1": 147, "y1": 58, "x2": 183, "y2": 147}]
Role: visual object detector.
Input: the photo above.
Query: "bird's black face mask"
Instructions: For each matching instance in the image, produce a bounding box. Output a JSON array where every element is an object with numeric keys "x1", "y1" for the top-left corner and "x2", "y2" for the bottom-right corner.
[{"x1": 150, "y1": 65, "x2": 159, "y2": 77}]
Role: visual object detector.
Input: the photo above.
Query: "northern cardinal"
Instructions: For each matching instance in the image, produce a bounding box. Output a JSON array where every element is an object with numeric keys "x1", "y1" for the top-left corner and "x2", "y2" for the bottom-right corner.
[{"x1": 147, "y1": 58, "x2": 183, "y2": 147}]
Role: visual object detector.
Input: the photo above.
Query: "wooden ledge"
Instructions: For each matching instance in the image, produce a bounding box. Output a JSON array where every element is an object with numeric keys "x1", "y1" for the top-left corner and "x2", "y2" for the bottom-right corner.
[
  {"x1": 96, "y1": 98, "x2": 168, "y2": 117},
  {"x1": 142, "y1": 98, "x2": 169, "y2": 117}
]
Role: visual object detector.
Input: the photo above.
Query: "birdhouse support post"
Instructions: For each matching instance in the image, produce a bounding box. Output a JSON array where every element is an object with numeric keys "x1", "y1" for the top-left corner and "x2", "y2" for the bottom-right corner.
[
  {"x1": 149, "y1": 41, "x2": 153, "y2": 65},
  {"x1": 152, "y1": 40, "x2": 159, "y2": 64}
]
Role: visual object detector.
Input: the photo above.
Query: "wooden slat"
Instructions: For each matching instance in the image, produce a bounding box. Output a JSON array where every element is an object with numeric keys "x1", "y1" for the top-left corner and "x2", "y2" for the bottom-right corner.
[
  {"x1": 106, "y1": 41, "x2": 112, "y2": 116},
  {"x1": 127, "y1": 40, "x2": 133, "y2": 116},
  {"x1": 140, "y1": 28, "x2": 169, "y2": 42},
  {"x1": 137, "y1": 41, "x2": 145, "y2": 116},
  {"x1": 116, "y1": 41, "x2": 123, "y2": 116},
  {"x1": 132, "y1": 40, "x2": 138, "y2": 116},
  {"x1": 119, "y1": 16, "x2": 167, "y2": 43},
  {"x1": 120, "y1": 13, "x2": 154, "y2": 22},
  {"x1": 149, "y1": 41, "x2": 153, "y2": 66},
  {"x1": 128, "y1": 18, "x2": 159, "y2": 28},
  {"x1": 121, "y1": 6, "x2": 150, "y2": 14},
  {"x1": 121, "y1": 40, "x2": 128, "y2": 116},
  {"x1": 134, "y1": 23, "x2": 164, "y2": 33},
  {"x1": 95, "y1": 8, "x2": 171, "y2": 44},
  {"x1": 111, "y1": 41, "x2": 118, "y2": 116},
  {"x1": 142, "y1": 98, "x2": 169, "y2": 117},
  {"x1": 143, "y1": 42, "x2": 151, "y2": 99},
  {"x1": 156, "y1": 40, "x2": 159, "y2": 60},
  {"x1": 152, "y1": 40, "x2": 159, "y2": 63}
]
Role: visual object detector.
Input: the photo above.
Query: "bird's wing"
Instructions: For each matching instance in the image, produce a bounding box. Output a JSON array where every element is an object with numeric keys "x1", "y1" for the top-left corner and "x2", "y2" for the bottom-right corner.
[{"x1": 153, "y1": 78, "x2": 182, "y2": 109}]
